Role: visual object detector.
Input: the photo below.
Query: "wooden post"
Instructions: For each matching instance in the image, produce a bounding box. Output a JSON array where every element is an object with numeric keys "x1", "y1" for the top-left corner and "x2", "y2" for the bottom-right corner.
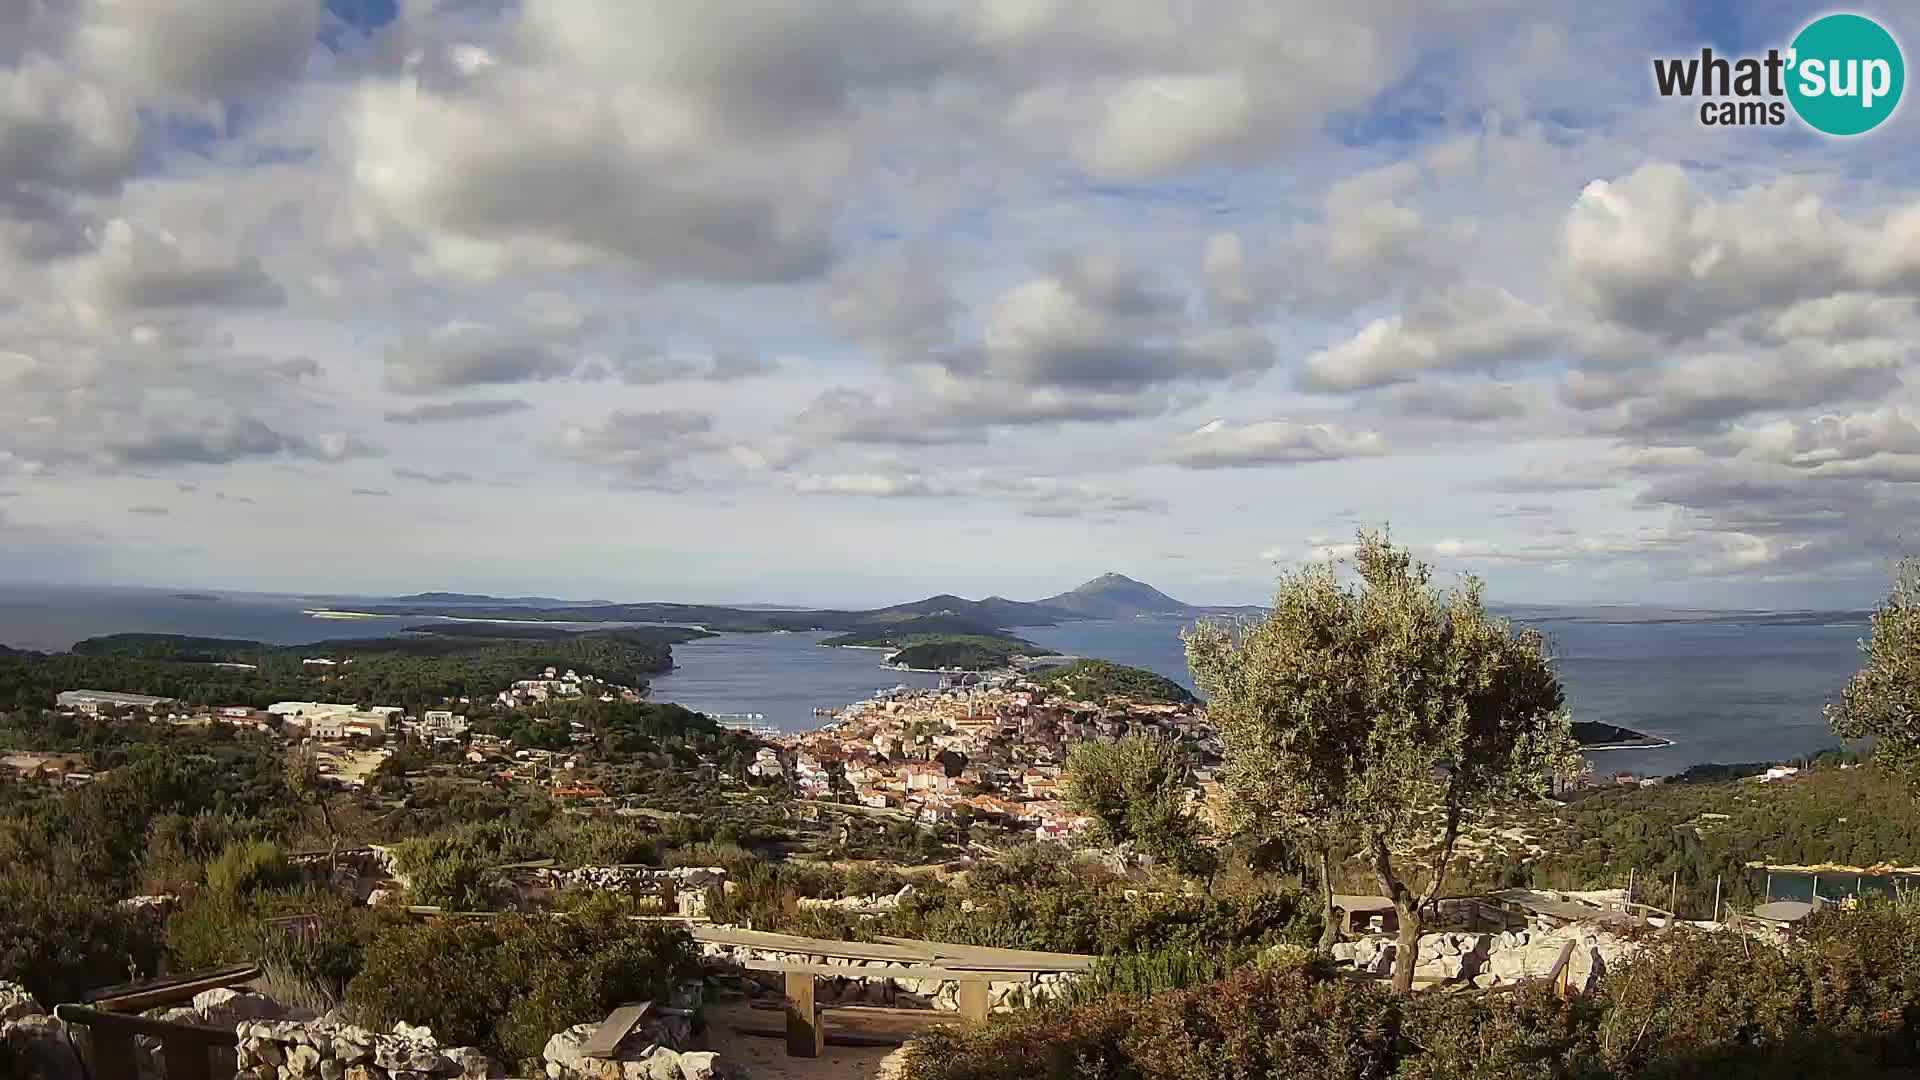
[
  {"x1": 1627, "y1": 867, "x2": 1634, "y2": 906},
  {"x1": 957, "y1": 979, "x2": 990, "y2": 1023},
  {"x1": 1670, "y1": 872, "x2": 1679, "y2": 920},
  {"x1": 783, "y1": 970, "x2": 821, "y2": 1058},
  {"x1": 1713, "y1": 875, "x2": 1722, "y2": 924},
  {"x1": 162, "y1": 1037, "x2": 214, "y2": 1080},
  {"x1": 89, "y1": 1024, "x2": 141, "y2": 1080}
]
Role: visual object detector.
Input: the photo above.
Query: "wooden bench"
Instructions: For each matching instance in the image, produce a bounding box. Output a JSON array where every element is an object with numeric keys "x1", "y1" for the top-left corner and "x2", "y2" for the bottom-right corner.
[{"x1": 728, "y1": 958, "x2": 997, "y2": 1057}]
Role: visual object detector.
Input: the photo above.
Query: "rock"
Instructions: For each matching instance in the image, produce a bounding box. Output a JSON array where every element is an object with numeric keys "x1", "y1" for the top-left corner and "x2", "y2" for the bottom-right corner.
[
  {"x1": 621, "y1": 1045, "x2": 683, "y2": 1080},
  {"x1": 367, "y1": 889, "x2": 397, "y2": 907},
  {"x1": 285, "y1": 1043, "x2": 322, "y2": 1077},
  {"x1": 677, "y1": 1051, "x2": 722, "y2": 1080},
  {"x1": 548, "y1": 1065, "x2": 565, "y2": 1080},
  {"x1": 254, "y1": 1039, "x2": 287, "y2": 1066},
  {"x1": 321, "y1": 1059, "x2": 345, "y2": 1080},
  {"x1": 446, "y1": 1046, "x2": 501, "y2": 1079},
  {"x1": 0, "y1": 982, "x2": 43, "y2": 1023},
  {"x1": 394, "y1": 1021, "x2": 435, "y2": 1042},
  {"x1": 191, "y1": 988, "x2": 285, "y2": 1028},
  {"x1": 347, "y1": 1065, "x2": 380, "y2": 1080},
  {"x1": 3, "y1": 1014, "x2": 85, "y2": 1080},
  {"x1": 1471, "y1": 974, "x2": 1498, "y2": 989}
]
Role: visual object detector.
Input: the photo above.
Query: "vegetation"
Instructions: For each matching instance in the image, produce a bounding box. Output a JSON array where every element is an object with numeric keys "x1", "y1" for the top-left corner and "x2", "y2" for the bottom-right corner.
[
  {"x1": 904, "y1": 902, "x2": 1920, "y2": 1080},
  {"x1": 1829, "y1": 559, "x2": 1920, "y2": 787},
  {"x1": 344, "y1": 912, "x2": 699, "y2": 1069},
  {"x1": 887, "y1": 635, "x2": 1038, "y2": 671},
  {"x1": 1186, "y1": 530, "x2": 1581, "y2": 981},
  {"x1": 0, "y1": 628, "x2": 703, "y2": 711},
  {"x1": 1039, "y1": 659, "x2": 1196, "y2": 705},
  {"x1": 1063, "y1": 734, "x2": 1211, "y2": 873}
]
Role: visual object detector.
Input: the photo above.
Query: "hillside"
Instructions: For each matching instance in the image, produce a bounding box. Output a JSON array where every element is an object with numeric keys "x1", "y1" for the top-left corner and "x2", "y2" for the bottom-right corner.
[
  {"x1": 1039, "y1": 572, "x2": 1194, "y2": 619},
  {"x1": 1039, "y1": 659, "x2": 1196, "y2": 704},
  {"x1": 886, "y1": 636, "x2": 1037, "y2": 671}
]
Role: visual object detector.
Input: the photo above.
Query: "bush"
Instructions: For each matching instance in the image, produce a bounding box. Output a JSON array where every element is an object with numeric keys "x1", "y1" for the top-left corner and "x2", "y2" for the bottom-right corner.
[
  {"x1": 0, "y1": 869, "x2": 163, "y2": 1002},
  {"x1": 205, "y1": 839, "x2": 294, "y2": 899},
  {"x1": 903, "y1": 907, "x2": 1920, "y2": 1080},
  {"x1": 344, "y1": 913, "x2": 698, "y2": 1069}
]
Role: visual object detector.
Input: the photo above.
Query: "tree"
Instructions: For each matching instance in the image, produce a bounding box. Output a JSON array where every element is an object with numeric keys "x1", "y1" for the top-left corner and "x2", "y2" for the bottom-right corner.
[
  {"x1": 1829, "y1": 559, "x2": 1920, "y2": 784},
  {"x1": 286, "y1": 745, "x2": 339, "y2": 874},
  {"x1": 1184, "y1": 530, "x2": 1578, "y2": 990},
  {"x1": 1063, "y1": 734, "x2": 1210, "y2": 873}
]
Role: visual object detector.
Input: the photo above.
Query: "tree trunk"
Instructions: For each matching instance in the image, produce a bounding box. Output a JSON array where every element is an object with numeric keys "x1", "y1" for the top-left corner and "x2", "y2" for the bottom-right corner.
[
  {"x1": 1392, "y1": 897, "x2": 1422, "y2": 992},
  {"x1": 1317, "y1": 846, "x2": 1341, "y2": 952}
]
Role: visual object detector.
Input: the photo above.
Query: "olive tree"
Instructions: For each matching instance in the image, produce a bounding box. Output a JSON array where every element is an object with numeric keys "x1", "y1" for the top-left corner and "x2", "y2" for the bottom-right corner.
[
  {"x1": 1185, "y1": 530, "x2": 1578, "y2": 990},
  {"x1": 1063, "y1": 734, "x2": 1210, "y2": 873},
  {"x1": 1828, "y1": 560, "x2": 1920, "y2": 783}
]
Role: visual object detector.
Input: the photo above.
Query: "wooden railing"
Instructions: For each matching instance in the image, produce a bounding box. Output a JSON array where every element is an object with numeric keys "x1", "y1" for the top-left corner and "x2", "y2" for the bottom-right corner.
[{"x1": 53, "y1": 1004, "x2": 237, "y2": 1080}]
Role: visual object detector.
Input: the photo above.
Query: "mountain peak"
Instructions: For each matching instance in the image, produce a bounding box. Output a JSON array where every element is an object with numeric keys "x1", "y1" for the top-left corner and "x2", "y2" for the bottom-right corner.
[{"x1": 1043, "y1": 573, "x2": 1191, "y2": 618}]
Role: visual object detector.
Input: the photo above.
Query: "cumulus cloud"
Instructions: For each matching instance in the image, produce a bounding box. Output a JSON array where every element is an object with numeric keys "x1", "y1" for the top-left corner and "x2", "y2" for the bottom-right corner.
[
  {"x1": 1562, "y1": 164, "x2": 1920, "y2": 339},
  {"x1": 1167, "y1": 418, "x2": 1385, "y2": 468},
  {"x1": 602, "y1": 346, "x2": 776, "y2": 385},
  {"x1": 1299, "y1": 285, "x2": 1564, "y2": 392},
  {"x1": 791, "y1": 388, "x2": 985, "y2": 448}
]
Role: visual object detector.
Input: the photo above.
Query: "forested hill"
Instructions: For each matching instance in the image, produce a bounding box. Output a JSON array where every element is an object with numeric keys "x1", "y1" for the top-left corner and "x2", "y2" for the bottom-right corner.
[
  {"x1": 0, "y1": 626, "x2": 708, "y2": 712},
  {"x1": 1038, "y1": 659, "x2": 1196, "y2": 705}
]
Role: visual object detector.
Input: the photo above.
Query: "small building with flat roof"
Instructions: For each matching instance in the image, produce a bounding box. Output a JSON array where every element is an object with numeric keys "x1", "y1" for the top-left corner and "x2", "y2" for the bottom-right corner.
[{"x1": 57, "y1": 689, "x2": 176, "y2": 714}]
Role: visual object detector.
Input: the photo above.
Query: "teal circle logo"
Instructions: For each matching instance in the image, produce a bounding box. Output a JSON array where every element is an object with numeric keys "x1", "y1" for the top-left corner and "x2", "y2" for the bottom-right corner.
[{"x1": 1787, "y1": 14, "x2": 1904, "y2": 135}]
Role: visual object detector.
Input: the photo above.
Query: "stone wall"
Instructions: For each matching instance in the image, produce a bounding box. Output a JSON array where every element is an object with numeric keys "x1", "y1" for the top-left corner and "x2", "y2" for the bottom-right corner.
[
  {"x1": 698, "y1": 940, "x2": 1078, "y2": 1013},
  {"x1": 232, "y1": 1019, "x2": 501, "y2": 1080},
  {"x1": 1, "y1": 982, "x2": 84, "y2": 1080},
  {"x1": 1330, "y1": 927, "x2": 1640, "y2": 992},
  {"x1": 542, "y1": 1022, "x2": 742, "y2": 1080},
  {"x1": 524, "y1": 867, "x2": 726, "y2": 919},
  {"x1": 794, "y1": 884, "x2": 916, "y2": 916}
]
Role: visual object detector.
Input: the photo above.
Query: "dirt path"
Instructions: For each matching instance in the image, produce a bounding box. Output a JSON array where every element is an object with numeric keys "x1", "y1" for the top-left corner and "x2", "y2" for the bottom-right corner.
[{"x1": 702, "y1": 1001, "x2": 917, "y2": 1080}]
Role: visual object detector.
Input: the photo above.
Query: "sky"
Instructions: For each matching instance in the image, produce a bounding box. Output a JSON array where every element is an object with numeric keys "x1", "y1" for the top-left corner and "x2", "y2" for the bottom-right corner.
[{"x1": 3, "y1": 1, "x2": 1920, "y2": 609}]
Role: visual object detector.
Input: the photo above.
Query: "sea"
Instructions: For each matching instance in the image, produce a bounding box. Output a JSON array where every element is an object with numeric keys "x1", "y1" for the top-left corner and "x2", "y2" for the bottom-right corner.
[{"x1": 0, "y1": 584, "x2": 1872, "y2": 776}]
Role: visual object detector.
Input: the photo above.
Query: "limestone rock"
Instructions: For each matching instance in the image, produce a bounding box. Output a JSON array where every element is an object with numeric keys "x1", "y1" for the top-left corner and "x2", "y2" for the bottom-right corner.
[
  {"x1": 0, "y1": 982, "x2": 43, "y2": 1023},
  {"x1": 286, "y1": 1043, "x2": 323, "y2": 1077},
  {"x1": 191, "y1": 988, "x2": 285, "y2": 1028},
  {"x1": 3, "y1": 1014, "x2": 85, "y2": 1080}
]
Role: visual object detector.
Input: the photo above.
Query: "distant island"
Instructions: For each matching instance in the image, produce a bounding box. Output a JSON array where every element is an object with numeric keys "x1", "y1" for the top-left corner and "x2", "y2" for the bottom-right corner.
[
  {"x1": 170, "y1": 592, "x2": 218, "y2": 602},
  {"x1": 313, "y1": 572, "x2": 1257, "y2": 640},
  {"x1": 1572, "y1": 720, "x2": 1672, "y2": 750},
  {"x1": 821, "y1": 616, "x2": 1041, "y2": 672}
]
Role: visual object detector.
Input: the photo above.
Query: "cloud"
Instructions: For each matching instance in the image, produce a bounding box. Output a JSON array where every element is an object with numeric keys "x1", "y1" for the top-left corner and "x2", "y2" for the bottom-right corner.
[
  {"x1": 272, "y1": 356, "x2": 323, "y2": 380},
  {"x1": 351, "y1": 487, "x2": 391, "y2": 497},
  {"x1": 792, "y1": 470, "x2": 949, "y2": 498},
  {"x1": 603, "y1": 346, "x2": 776, "y2": 385},
  {"x1": 1562, "y1": 164, "x2": 1920, "y2": 340},
  {"x1": 69, "y1": 217, "x2": 285, "y2": 310},
  {"x1": 128, "y1": 504, "x2": 170, "y2": 516},
  {"x1": 1167, "y1": 418, "x2": 1385, "y2": 469},
  {"x1": 100, "y1": 419, "x2": 380, "y2": 468},
  {"x1": 384, "y1": 399, "x2": 533, "y2": 425},
  {"x1": 385, "y1": 322, "x2": 577, "y2": 394},
  {"x1": 791, "y1": 388, "x2": 985, "y2": 448},
  {"x1": 1299, "y1": 285, "x2": 1564, "y2": 392},
  {"x1": 394, "y1": 468, "x2": 475, "y2": 486},
  {"x1": 555, "y1": 409, "x2": 720, "y2": 486},
  {"x1": 1376, "y1": 380, "x2": 1534, "y2": 423},
  {"x1": 71, "y1": 0, "x2": 321, "y2": 104}
]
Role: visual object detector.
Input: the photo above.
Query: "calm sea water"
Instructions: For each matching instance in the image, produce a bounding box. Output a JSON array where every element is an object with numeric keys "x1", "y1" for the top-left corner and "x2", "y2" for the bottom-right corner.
[{"x1": 0, "y1": 586, "x2": 1871, "y2": 774}]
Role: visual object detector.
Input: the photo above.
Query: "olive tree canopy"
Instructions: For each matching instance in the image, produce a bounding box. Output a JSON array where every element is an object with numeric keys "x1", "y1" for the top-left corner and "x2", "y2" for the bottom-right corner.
[
  {"x1": 1829, "y1": 560, "x2": 1920, "y2": 785},
  {"x1": 1185, "y1": 530, "x2": 1579, "y2": 990}
]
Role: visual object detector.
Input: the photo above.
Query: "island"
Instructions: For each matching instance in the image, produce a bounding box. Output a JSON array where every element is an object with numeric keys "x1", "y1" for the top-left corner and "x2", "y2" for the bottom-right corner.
[
  {"x1": 1572, "y1": 720, "x2": 1673, "y2": 750},
  {"x1": 1036, "y1": 658, "x2": 1196, "y2": 705}
]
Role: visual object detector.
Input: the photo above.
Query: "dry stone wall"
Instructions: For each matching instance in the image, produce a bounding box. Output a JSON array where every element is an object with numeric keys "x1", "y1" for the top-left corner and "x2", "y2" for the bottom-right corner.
[
  {"x1": 1331, "y1": 928, "x2": 1640, "y2": 992},
  {"x1": 233, "y1": 1019, "x2": 502, "y2": 1080},
  {"x1": 0, "y1": 982, "x2": 84, "y2": 1080}
]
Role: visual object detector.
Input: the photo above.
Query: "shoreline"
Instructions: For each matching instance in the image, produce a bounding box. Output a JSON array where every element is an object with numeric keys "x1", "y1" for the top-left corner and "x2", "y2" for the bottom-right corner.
[{"x1": 1581, "y1": 738, "x2": 1677, "y2": 752}]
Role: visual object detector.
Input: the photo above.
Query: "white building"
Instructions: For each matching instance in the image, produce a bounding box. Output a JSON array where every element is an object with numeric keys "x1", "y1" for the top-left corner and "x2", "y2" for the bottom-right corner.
[{"x1": 57, "y1": 690, "x2": 175, "y2": 715}]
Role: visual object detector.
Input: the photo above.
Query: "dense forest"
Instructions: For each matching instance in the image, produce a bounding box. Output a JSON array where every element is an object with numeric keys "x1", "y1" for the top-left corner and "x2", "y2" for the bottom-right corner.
[{"x1": 0, "y1": 627, "x2": 706, "y2": 711}]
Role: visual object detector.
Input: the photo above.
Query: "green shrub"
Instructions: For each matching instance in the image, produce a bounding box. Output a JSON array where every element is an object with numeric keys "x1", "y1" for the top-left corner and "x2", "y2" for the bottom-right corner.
[
  {"x1": 0, "y1": 869, "x2": 163, "y2": 1002},
  {"x1": 205, "y1": 839, "x2": 294, "y2": 899},
  {"x1": 344, "y1": 914, "x2": 698, "y2": 1069}
]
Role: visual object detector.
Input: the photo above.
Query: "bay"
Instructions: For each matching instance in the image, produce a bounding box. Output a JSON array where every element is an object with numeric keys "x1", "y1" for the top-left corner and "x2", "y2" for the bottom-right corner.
[{"x1": 0, "y1": 585, "x2": 1873, "y2": 775}]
